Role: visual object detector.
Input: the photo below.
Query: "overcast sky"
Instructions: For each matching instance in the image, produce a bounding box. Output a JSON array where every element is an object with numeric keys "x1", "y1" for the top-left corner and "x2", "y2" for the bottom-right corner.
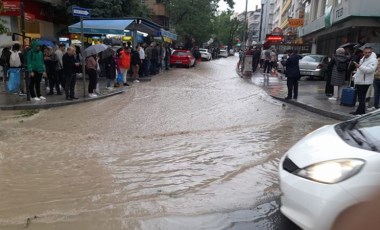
[{"x1": 218, "y1": 0, "x2": 262, "y2": 13}]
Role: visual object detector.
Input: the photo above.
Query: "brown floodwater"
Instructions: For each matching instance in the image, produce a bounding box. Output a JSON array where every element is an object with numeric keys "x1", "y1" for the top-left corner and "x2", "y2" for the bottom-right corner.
[{"x1": 0, "y1": 55, "x2": 335, "y2": 229}]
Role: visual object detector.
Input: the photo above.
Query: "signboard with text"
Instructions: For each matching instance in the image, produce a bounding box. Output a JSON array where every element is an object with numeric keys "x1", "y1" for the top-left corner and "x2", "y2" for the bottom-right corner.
[{"x1": 288, "y1": 19, "x2": 304, "y2": 27}]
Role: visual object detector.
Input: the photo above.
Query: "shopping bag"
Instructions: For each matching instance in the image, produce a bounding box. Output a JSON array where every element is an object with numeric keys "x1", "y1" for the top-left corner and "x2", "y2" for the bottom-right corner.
[
  {"x1": 117, "y1": 73, "x2": 123, "y2": 83},
  {"x1": 6, "y1": 68, "x2": 21, "y2": 93}
]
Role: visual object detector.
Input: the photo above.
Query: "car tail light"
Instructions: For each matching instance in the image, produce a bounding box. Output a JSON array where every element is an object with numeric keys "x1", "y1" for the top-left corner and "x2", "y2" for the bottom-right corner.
[{"x1": 316, "y1": 64, "x2": 323, "y2": 70}]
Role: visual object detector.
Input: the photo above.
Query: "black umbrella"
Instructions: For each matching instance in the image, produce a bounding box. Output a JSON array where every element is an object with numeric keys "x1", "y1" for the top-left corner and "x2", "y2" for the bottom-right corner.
[
  {"x1": 101, "y1": 47, "x2": 116, "y2": 59},
  {"x1": 338, "y1": 43, "x2": 359, "y2": 48}
]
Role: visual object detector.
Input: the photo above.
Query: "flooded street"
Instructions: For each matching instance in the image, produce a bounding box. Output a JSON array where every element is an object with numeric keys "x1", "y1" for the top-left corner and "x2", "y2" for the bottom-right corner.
[{"x1": 0, "y1": 55, "x2": 336, "y2": 230}]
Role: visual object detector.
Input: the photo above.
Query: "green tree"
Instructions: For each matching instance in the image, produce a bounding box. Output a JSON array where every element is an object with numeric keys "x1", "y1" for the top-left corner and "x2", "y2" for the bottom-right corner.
[
  {"x1": 164, "y1": 0, "x2": 235, "y2": 48},
  {"x1": 212, "y1": 11, "x2": 243, "y2": 48}
]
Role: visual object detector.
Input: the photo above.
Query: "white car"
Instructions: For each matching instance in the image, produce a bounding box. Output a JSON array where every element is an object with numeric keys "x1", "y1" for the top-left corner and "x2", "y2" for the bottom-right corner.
[
  {"x1": 219, "y1": 49, "x2": 228, "y2": 58},
  {"x1": 199, "y1": 48, "x2": 212, "y2": 61},
  {"x1": 279, "y1": 110, "x2": 380, "y2": 230}
]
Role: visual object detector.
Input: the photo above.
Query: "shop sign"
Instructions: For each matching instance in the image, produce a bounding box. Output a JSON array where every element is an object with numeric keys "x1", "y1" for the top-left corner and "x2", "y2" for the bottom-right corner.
[
  {"x1": 3, "y1": 1, "x2": 20, "y2": 11},
  {"x1": 25, "y1": 12, "x2": 35, "y2": 22},
  {"x1": 267, "y1": 35, "x2": 283, "y2": 41},
  {"x1": 288, "y1": 19, "x2": 304, "y2": 27}
]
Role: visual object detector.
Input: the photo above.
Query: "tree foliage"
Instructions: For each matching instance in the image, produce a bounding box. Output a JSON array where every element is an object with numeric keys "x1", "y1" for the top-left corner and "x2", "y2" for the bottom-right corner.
[
  {"x1": 212, "y1": 11, "x2": 243, "y2": 48},
  {"x1": 163, "y1": 0, "x2": 238, "y2": 48},
  {"x1": 63, "y1": 0, "x2": 151, "y2": 22}
]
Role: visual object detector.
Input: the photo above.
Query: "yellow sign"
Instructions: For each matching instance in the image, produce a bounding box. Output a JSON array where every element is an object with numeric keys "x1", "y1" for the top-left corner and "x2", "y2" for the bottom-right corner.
[{"x1": 288, "y1": 19, "x2": 304, "y2": 27}]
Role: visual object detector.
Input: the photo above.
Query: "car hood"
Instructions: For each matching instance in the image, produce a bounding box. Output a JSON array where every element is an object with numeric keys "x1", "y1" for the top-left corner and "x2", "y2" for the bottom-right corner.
[{"x1": 286, "y1": 124, "x2": 376, "y2": 168}]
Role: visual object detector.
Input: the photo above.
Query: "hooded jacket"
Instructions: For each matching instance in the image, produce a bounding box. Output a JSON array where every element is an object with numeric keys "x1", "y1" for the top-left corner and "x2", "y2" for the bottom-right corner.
[
  {"x1": 353, "y1": 52, "x2": 378, "y2": 85},
  {"x1": 27, "y1": 40, "x2": 45, "y2": 73}
]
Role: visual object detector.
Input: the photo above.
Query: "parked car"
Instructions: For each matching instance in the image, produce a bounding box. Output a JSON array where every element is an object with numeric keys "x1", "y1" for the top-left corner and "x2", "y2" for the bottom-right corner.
[
  {"x1": 199, "y1": 48, "x2": 212, "y2": 61},
  {"x1": 169, "y1": 50, "x2": 196, "y2": 68},
  {"x1": 219, "y1": 49, "x2": 228, "y2": 58},
  {"x1": 277, "y1": 54, "x2": 288, "y2": 73},
  {"x1": 279, "y1": 110, "x2": 380, "y2": 230},
  {"x1": 299, "y1": 54, "x2": 330, "y2": 79},
  {"x1": 229, "y1": 48, "x2": 235, "y2": 56}
]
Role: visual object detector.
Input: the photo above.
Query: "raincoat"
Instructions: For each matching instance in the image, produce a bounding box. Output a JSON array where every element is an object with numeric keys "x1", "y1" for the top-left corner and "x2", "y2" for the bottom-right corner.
[{"x1": 27, "y1": 40, "x2": 45, "y2": 73}]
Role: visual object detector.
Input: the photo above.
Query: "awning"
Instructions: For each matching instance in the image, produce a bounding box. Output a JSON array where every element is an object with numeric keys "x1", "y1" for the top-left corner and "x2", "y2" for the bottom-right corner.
[
  {"x1": 160, "y1": 29, "x2": 177, "y2": 40},
  {"x1": 68, "y1": 19, "x2": 134, "y2": 35}
]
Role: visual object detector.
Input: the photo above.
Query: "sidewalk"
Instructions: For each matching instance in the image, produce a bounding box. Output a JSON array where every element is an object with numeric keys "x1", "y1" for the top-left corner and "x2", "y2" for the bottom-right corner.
[
  {"x1": 239, "y1": 69, "x2": 357, "y2": 121},
  {"x1": 0, "y1": 75, "x2": 151, "y2": 110}
]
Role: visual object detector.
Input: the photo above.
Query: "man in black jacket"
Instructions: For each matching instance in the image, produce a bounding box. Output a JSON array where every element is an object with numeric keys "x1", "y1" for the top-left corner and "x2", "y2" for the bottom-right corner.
[
  {"x1": 281, "y1": 50, "x2": 301, "y2": 100},
  {"x1": 62, "y1": 46, "x2": 79, "y2": 100}
]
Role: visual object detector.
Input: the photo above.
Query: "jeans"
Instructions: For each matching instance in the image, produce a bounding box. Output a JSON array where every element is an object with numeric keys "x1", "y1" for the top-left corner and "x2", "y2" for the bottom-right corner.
[
  {"x1": 373, "y1": 80, "x2": 380, "y2": 109},
  {"x1": 87, "y1": 68, "x2": 97, "y2": 94},
  {"x1": 29, "y1": 71, "x2": 42, "y2": 98},
  {"x1": 355, "y1": 84, "x2": 370, "y2": 114}
]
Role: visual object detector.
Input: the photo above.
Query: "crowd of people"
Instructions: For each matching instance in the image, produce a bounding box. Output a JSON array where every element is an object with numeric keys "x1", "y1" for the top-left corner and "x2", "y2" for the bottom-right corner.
[
  {"x1": 0, "y1": 40, "x2": 173, "y2": 101},
  {"x1": 238, "y1": 44, "x2": 380, "y2": 116}
]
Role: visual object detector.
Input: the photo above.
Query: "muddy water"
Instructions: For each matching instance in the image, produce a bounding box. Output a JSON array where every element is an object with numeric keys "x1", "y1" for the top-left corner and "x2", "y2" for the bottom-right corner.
[{"x1": 0, "y1": 56, "x2": 335, "y2": 229}]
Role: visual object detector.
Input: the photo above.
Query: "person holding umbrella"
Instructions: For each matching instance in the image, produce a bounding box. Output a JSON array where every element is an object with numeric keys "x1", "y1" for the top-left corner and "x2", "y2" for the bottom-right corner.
[{"x1": 63, "y1": 46, "x2": 80, "y2": 100}]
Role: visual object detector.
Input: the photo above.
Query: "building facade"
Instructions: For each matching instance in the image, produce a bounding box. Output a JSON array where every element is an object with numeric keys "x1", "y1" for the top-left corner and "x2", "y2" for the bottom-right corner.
[
  {"x1": 300, "y1": 0, "x2": 380, "y2": 55},
  {"x1": 143, "y1": 0, "x2": 169, "y2": 29},
  {"x1": 260, "y1": 0, "x2": 275, "y2": 42}
]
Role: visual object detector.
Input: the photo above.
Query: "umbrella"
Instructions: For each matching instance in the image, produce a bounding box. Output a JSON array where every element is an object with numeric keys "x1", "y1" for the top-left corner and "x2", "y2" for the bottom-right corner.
[
  {"x1": 84, "y1": 44, "x2": 108, "y2": 57},
  {"x1": 359, "y1": 43, "x2": 380, "y2": 54},
  {"x1": 338, "y1": 42, "x2": 359, "y2": 49},
  {"x1": 39, "y1": 40, "x2": 55, "y2": 47},
  {"x1": 101, "y1": 47, "x2": 116, "y2": 59}
]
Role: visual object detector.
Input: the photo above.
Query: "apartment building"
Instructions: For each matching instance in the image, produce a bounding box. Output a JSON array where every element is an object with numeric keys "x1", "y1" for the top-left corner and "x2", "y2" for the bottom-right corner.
[
  {"x1": 300, "y1": 0, "x2": 380, "y2": 55},
  {"x1": 260, "y1": 0, "x2": 275, "y2": 42},
  {"x1": 143, "y1": 0, "x2": 169, "y2": 29},
  {"x1": 238, "y1": 7, "x2": 262, "y2": 46}
]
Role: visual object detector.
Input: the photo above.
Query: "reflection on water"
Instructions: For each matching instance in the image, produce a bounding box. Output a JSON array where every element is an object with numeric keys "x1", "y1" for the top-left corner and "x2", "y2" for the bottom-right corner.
[{"x1": 0, "y1": 56, "x2": 333, "y2": 229}]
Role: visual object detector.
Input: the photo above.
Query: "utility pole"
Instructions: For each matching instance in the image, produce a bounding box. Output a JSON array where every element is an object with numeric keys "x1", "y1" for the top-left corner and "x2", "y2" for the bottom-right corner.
[
  {"x1": 259, "y1": 3, "x2": 264, "y2": 43},
  {"x1": 242, "y1": 0, "x2": 248, "y2": 49},
  {"x1": 20, "y1": 0, "x2": 30, "y2": 101}
]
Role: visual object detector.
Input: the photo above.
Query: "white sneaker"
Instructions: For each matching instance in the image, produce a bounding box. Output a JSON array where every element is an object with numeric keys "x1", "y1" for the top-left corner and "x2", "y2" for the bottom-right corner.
[
  {"x1": 46, "y1": 87, "x2": 50, "y2": 92},
  {"x1": 133, "y1": 80, "x2": 140, "y2": 83},
  {"x1": 328, "y1": 97, "x2": 337, "y2": 101},
  {"x1": 33, "y1": 97, "x2": 41, "y2": 101},
  {"x1": 367, "y1": 106, "x2": 376, "y2": 111},
  {"x1": 106, "y1": 87, "x2": 114, "y2": 90},
  {"x1": 39, "y1": 96, "x2": 46, "y2": 100},
  {"x1": 89, "y1": 93, "x2": 98, "y2": 98}
]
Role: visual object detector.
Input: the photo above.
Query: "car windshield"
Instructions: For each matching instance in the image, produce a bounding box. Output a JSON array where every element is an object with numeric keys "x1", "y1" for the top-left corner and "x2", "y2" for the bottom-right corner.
[
  {"x1": 302, "y1": 55, "x2": 324, "y2": 62},
  {"x1": 174, "y1": 51, "x2": 187, "y2": 56},
  {"x1": 337, "y1": 111, "x2": 380, "y2": 152},
  {"x1": 199, "y1": 49, "x2": 207, "y2": 52}
]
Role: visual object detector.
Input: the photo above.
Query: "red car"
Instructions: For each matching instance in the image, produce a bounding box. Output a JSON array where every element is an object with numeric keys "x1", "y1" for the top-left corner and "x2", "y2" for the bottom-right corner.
[{"x1": 170, "y1": 50, "x2": 196, "y2": 68}]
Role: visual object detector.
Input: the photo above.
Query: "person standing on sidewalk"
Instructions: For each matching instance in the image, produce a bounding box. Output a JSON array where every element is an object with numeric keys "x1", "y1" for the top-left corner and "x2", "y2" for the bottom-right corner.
[
  {"x1": 62, "y1": 46, "x2": 79, "y2": 100},
  {"x1": 44, "y1": 46, "x2": 61, "y2": 95},
  {"x1": 131, "y1": 46, "x2": 140, "y2": 83},
  {"x1": 327, "y1": 48, "x2": 350, "y2": 101},
  {"x1": 350, "y1": 47, "x2": 378, "y2": 115},
  {"x1": 137, "y1": 44, "x2": 146, "y2": 77},
  {"x1": 27, "y1": 40, "x2": 47, "y2": 101},
  {"x1": 281, "y1": 50, "x2": 301, "y2": 100},
  {"x1": 118, "y1": 46, "x2": 131, "y2": 86},
  {"x1": 10, "y1": 43, "x2": 25, "y2": 95},
  {"x1": 372, "y1": 55, "x2": 380, "y2": 109},
  {"x1": 86, "y1": 54, "x2": 98, "y2": 98},
  {"x1": 55, "y1": 44, "x2": 66, "y2": 91}
]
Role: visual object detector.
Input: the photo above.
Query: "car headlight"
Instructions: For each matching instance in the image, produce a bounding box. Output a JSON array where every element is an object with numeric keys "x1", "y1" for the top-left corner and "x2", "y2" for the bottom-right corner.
[{"x1": 295, "y1": 159, "x2": 365, "y2": 184}]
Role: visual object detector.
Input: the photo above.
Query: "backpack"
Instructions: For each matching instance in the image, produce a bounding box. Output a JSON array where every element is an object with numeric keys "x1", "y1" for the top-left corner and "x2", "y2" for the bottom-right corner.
[
  {"x1": 336, "y1": 60, "x2": 347, "y2": 72},
  {"x1": 10, "y1": 50, "x2": 21, "y2": 67}
]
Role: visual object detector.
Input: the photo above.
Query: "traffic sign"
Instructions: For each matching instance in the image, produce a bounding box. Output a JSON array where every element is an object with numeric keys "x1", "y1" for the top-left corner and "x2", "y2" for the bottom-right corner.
[{"x1": 72, "y1": 6, "x2": 91, "y2": 18}]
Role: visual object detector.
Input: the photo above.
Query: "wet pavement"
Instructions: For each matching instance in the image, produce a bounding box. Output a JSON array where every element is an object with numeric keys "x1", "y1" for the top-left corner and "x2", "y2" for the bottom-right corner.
[{"x1": 0, "y1": 56, "x2": 336, "y2": 229}]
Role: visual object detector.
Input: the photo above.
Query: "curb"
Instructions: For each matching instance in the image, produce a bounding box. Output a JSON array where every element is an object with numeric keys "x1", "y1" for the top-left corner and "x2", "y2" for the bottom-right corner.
[
  {"x1": 235, "y1": 67, "x2": 354, "y2": 121},
  {"x1": 0, "y1": 90, "x2": 124, "y2": 110},
  {"x1": 271, "y1": 95, "x2": 354, "y2": 121}
]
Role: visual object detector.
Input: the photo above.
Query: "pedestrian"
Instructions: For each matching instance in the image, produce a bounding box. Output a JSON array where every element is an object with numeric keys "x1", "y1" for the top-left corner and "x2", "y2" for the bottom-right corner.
[
  {"x1": 281, "y1": 49, "x2": 301, "y2": 100},
  {"x1": 131, "y1": 45, "x2": 140, "y2": 82},
  {"x1": 269, "y1": 49, "x2": 278, "y2": 74},
  {"x1": 137, "y1": 43, "x2": 146, "y2": 77},
  {"x1": 327, "y1": 48, "x2": 350, "y2": 101},
  {"x1": 86, "y1": 54, "x2": 98, "y2": 98},
  {"x1": 150, "y1": 43, "x2": 159, "y2": 75},
  {"x1": 26, "y1": 40, "x2": 47, "y2": 101},
  {"x1": 252, "y1": 46, "x2": 261, "y2": 72},
  {"x1": 260, "y1": 47, "x2": 265, "y2": 68},
  {"x1": 263, "y1": 49, "x2": 271, "y2": 74},
  {"x1": 118, "y1": 46, "x2": 131, "y2": 86},
  {"x1": 164, "y1": 44, "x2": 171, "y2": 70},
  {"x1": 350, "y1": 47, "x2": 378, "y2": 115},
  {"x1": 144, "y1": 43, "x2": 153, "y2": 76},
  {"x1": 44, "y1": 46, "x2": 61, "y2": 95},
  {"x1": 62, "y1": 46, "x2": 80, "y2": 100},
  {"x1": 372, "y1": 55, "x2": 380, "y2": 109},
  {"x1": 55, "y1": 43, "x2": 66, "y2": 90},
  {"x1": 10, "y1": 43, "x2": 25, "y2": 95},
  {"x1": 1, "y1": 47, "x2": 11, "y2": 83}
]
